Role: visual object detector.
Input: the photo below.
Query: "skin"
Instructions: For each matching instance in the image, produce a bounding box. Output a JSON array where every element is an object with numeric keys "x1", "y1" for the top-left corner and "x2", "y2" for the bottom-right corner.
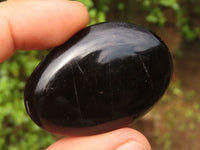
[{"x1": 0, "y1": 0, "x2": 151, "y2": 150}]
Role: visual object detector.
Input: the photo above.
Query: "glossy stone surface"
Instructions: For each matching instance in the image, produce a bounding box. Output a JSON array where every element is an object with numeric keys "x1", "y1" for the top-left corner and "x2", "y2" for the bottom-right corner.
[{"x1": 24, "y1": 22, "x2": 173, "y2": 135}]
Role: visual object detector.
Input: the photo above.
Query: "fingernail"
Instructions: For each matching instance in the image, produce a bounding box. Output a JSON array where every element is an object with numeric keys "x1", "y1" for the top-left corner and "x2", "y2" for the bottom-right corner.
[{"x1": 114, "y1": 140, "x2": 147, "y2": 150}]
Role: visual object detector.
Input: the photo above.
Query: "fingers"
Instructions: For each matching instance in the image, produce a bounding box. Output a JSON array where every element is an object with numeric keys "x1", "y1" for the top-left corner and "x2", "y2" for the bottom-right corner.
[
  {"x1": 46, "y1": 128, "x2": 151, "y2": 150},
  {"x1": 0, "y1": 0, "x2": 89, "y2": 63}
]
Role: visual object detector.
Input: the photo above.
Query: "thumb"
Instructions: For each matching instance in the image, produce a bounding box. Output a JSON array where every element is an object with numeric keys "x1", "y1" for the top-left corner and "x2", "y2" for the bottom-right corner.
[{"x1": 46, "y1": 128, "x2": 151, "y2": 150}]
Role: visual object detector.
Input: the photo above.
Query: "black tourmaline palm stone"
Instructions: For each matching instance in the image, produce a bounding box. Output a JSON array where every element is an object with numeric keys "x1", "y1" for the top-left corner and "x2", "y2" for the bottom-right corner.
[{"x1": 24, "y1": 22, "x2": 173, "y2": 135}]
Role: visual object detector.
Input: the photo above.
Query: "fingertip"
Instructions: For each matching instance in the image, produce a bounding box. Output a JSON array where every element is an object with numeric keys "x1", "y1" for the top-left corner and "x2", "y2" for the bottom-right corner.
[
  {"x1": 67, "y1": 1, "x2": 89, "y2": 27},
  {"x1": 71, "y1": 1, "x2": 89, "y2": 22},
  {"x1": 100, "y1": 128, "x2": 151, "y2": 150},
  {"x1": 0, "y1": 0, "x2": 89, "y2": 63},
  {"x1": 9, "y1": 0, "x2": 90, "y2": 50},
  {"x1": 114, "y1": 128, "x2": 151, "y2": 150},
  {"x1": 46, "y1": 128, "x2": 151, "y2": 150}
]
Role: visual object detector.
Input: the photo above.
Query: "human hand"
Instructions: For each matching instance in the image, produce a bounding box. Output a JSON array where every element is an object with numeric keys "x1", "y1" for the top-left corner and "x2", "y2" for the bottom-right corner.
[{"x1": 0, "y1": 0, "x2": 151, "y2": 150}]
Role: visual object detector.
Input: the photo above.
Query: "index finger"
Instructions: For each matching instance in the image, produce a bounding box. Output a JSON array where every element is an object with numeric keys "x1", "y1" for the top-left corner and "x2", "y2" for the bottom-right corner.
[{"x1": 0, "y1": 0, "x2": 89, "y2": 63}]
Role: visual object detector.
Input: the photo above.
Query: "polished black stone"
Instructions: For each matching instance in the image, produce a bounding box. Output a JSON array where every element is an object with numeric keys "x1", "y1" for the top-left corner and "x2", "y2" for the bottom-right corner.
[{"x1": 24, "y1": 22, "x2": 173, "y2": 135}]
